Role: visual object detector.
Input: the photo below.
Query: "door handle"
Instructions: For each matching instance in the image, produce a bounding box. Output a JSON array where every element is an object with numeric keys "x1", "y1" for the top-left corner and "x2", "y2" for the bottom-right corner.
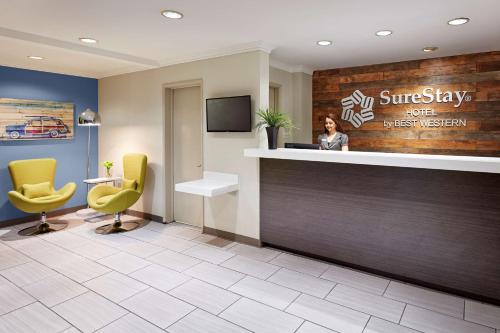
[{"x1": 196, "y1": 164, "x2": 202, "y2": 167}]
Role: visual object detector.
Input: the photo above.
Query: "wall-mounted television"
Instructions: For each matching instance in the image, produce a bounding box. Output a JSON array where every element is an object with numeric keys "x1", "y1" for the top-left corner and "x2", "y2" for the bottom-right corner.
[{"x1": 206, "y1": 95, "x2": 251, "y2": 132}]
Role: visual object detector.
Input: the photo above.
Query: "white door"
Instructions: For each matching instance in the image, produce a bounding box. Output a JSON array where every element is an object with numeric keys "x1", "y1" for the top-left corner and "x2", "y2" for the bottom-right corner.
[{"x1": 173, "y1": 86, "x2": 203, "y2": 227}]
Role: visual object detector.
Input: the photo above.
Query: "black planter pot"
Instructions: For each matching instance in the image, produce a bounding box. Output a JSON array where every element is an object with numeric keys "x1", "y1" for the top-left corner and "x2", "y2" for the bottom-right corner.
[{"x1": 266, "y1": 126, "x2": 279, "y2": 149}]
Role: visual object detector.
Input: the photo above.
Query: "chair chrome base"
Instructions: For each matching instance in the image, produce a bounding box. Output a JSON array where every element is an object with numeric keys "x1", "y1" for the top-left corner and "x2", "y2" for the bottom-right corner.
[
  {"x1": 18, "y1": 213, "x2": 67, "y2": 236},
  {"x1": 95, "y1": 212, "x2": 141, "y2": 234}
]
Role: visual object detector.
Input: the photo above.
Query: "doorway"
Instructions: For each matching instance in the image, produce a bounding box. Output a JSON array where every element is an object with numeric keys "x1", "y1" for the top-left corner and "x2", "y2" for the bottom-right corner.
[
  {"x1": 269, "y1": 86, "x2": 279, "y2": 111},
  {"x1": 168, "y1": 85, "x2": 203, "y2": 227}
]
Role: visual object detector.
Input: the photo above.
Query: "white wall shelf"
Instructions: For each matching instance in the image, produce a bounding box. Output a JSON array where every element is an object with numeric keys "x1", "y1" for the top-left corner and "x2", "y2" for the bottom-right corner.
[{"x1": 175, "y1": 171, "x2": 239, "y2": 197}]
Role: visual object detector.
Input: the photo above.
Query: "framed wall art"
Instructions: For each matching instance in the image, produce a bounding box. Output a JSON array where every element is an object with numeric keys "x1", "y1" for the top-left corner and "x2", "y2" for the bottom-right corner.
[{"x1": 0, "y1": 98, "x2": 74, "y2": 141}]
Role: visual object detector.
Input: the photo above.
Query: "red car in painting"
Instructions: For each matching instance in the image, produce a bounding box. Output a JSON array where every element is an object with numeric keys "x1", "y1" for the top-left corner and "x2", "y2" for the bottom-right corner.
[{"x1": 5, "y1": 116, "x2": 71, "y2": 139}]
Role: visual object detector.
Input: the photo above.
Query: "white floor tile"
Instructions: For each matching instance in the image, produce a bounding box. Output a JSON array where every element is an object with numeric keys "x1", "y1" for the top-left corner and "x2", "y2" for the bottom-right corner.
[
  {"x1": 320, "y1": 265, "x2": 389, "y2": 295},
  {"x1": 97, "y1": 252, "x2": 151, "y2": 274},
  {"x1": 228, "y1": 244, "x2": 280, "y2": 262},
  {"x1": 120, "y1": 288, "x2": 194, "y2": 329},
  {"x1": 229, "y1": 276, "x2": 299, "y2": 310},
  {"x1": 0, "y1": 246, "x2": 32, "y2": 270},
  {"x1": 70, "y1": 242, "x2": 120, "y2": 260},
  {"x1": 465, "y1": 300, "x2": 500, "y2": 329},
  {"x1": 167, "y1": 309, "x2": 250, "y2": 333},
  {"x1": 385, "y1": 281, "x2": 464, "y2": 318},
  {"x1": 142, "y1": 221, "x2": 172, "y2": 233},
  {"x1": 129, "y1": 264, "x2": 191, "y2": 292},
  {"x1": 401, "y1": 304, "x2": 494, "y2": 333},
  {"x1": 364, "y1": 317, "x2": 421, "y2": 333},
  {"x1": 169, "y1": 279, "x2": 240, "y2": 315},
  {"x1": 96, "y1": 313, "x2": 164, "y2": 333},
  {"x1": 162, "y1": 225, "x2": 201, "y2": 240},
  {"x1": 221, "y1": 255, "x2": 280, "y2": 279},
  {"x1": 286, "y1": 294, "x2": 369, "y2": 333},
  {"x1": 3, "y1": 213, "x2": 499, "y2": 333},
  {"x1": 326, "y1": 284, "x2": 406, "y2": 323},
  {"x1": 270, "y1": 253, "x2": 329, "y2": 277},
  {"x1": 150, "y1": 235, "x2": 198, "y2": 252},
  {"x1": 0, "y1": 261, "x2": 57, "y2": 287},
  {"x1": 0, "y1": 302, "x2": 70, "y2": 333},
  {"x1": 147, "y1": 249, "x2": 201, "y2": 272},
  {"x1": 184, "y1": 262, "x2": 244, "y2": 288},
  {"x1": 120, "y1": 240, "x2": 164, "y2": 258},
  {"x1": 124, "y1": 228, "x2": 168, "y2": 243},
  {"x1": 220, "y1": 298, "x2": 303, "y2": 333},
  {"x1": 183, "y1": 244, "x2": 234, "y2": 264},
  {"x1": 39, "y1": 232, "x2": 89, "y2": 249},
  {"x1": 52, "y1": 292, "x2": 128, "y2": 333},
  {"x1": 192, "y1": 233, "x2": 218, "y2": 244},
  {"x1": 267, "y1": 268, "x2": 335, "y2": 298},
  {"x1": 51, "y1": 258, "x2": 111, "y2": 283},
  {"x1": 3, "y1": 237, "x2": 49, "y2": 252},
  {"x1": 84, "y1": 271, "x2": 148, "y2": 303},
  {"x1": 23, "y1": 274, "x2": 88, "y2": 307},
  {"x1": 296, "y1": 321, "x2": 337, "y2": 333},
  {"x1": 32, "y1": 247, "x2": 82, "y2": 267},
  {"x1": 94, "y1": 234, "x2": 137, "y2": 249},
  {"x1": 0, "y1": 276, "x2": 35, "y2": 315}
]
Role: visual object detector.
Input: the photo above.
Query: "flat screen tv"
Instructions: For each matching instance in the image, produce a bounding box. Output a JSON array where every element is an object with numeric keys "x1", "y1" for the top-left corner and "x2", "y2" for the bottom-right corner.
[{"x1": 206, "y1": 95, "x2": 251, "y2": 132}]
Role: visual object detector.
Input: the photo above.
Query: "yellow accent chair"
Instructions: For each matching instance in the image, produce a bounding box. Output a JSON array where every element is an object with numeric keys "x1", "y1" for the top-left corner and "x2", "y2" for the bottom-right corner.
[
  {"x1": 88, "y1": 153, "x2": 147, "y2": 234},
  {"x1": 8, "y1": 158, "x2": 77, "y2": 236}
]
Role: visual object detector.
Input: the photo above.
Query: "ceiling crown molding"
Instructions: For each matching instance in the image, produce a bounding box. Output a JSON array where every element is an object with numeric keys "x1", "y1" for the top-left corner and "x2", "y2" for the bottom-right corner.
[
  {"x1": 0, "y1": 27, "x2": 159, "y2": 67},
  {"x1": 270, "y1": 58, "x2": 314, "y2": 75},
  {"x1": 158, "y1": 40, "x2": 275, "y2": 67}
]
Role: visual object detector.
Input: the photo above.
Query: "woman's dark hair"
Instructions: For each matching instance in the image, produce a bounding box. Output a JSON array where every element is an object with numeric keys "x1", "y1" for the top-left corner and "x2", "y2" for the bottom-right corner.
[{"x1": 324, "y1": 113, "x2": 344, "y2": 134}]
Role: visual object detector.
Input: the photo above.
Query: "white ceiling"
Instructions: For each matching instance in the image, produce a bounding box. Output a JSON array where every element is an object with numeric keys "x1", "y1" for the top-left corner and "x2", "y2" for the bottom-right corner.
[{"x1": 0, "y1": 0, "x2": 499, "y2": 78}]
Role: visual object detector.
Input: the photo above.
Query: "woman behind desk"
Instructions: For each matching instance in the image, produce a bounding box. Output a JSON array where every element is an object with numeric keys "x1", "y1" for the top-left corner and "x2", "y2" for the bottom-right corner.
[{"x1": 318, "y1": 113, "x2": 349, "y2": 151}]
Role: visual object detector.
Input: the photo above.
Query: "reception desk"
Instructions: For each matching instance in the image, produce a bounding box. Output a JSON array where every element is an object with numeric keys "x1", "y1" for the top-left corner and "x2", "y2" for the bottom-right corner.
[{"x1": 245, "y1": 148, "x2": 500, "y2": 304}]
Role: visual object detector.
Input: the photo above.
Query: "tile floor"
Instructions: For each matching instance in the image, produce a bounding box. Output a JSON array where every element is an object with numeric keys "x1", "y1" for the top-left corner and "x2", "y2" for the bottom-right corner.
[{"x1": 0, "y1": 213, "x2": 499, "y2": 333}]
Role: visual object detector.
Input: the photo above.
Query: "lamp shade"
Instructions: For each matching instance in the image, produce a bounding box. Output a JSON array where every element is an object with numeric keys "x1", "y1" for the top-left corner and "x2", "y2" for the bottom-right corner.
[{"x1": 78, "y1": 108, "x2": 101, "y2": 126}]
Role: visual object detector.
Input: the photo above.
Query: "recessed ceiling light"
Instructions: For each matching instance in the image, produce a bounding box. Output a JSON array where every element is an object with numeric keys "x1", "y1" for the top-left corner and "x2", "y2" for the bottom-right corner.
[
  {"x1": 317, "y1": 40, "x2": 332, "y2": 46},
  {"x1": 161, "y1": 10, "x2": 183, "y2": 19},
  {"x1": 422, "y1": 46, "x2": 438, "y2": 52},
  {"x1": 375, "y1": 30, "x2": 393, "y2": 37},
  {"x1": 448, "y1": 17, "x2": 470, "y2": 26},
  {"x1": 79, "y1": 37, "x2": 98, "y2": 44},
  {"x1": 27, "y1": 56, "x2": 44, "y2": 60}
]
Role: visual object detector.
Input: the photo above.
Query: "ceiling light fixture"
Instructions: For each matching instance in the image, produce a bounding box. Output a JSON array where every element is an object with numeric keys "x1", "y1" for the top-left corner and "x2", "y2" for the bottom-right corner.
[
  {"x1": 375, "y1": 30, "x2": 393, "y2": 37},
  {"x1": 422, "y1": 46, "x2": 438, "y2": 52},
  {"x1": 161, "y1": 10, "x2": 183, "y2": 19},
  {"x1": 27, "y1": 56, "x2": 44, "y2": 60},
  {"x1": 317, "y1": 40, "x2": 332, "y2": 46},
  {"x1": 79, "y1": 37, "x2": 98, "y2": 44},
  {"x1": 448, "y1": 17, "x2": 470, "y2": 26}
]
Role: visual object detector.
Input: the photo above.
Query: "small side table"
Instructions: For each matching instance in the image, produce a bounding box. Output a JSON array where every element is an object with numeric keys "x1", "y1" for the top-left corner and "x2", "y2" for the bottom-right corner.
[
  {"x1": 79, "y1": 177, "x2": 122, "y2": 215},
  {"x1": 83, "y1": 176, "x2": 122, "y2": 193}
]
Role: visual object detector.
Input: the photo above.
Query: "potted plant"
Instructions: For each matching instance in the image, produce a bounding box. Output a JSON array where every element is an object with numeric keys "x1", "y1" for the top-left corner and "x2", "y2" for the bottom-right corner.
[
  {"x1": 256, "y1": 108, "x2": 295, "y2": 149},
  {"x1": 103, "y1": 160, "x2": 114, "y2": 177}
]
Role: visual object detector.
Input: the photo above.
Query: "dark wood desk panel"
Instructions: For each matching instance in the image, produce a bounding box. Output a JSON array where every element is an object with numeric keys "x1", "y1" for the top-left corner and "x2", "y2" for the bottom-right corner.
[{"x1": 260, "y1": 158, "x2": 500, "y2": 304}]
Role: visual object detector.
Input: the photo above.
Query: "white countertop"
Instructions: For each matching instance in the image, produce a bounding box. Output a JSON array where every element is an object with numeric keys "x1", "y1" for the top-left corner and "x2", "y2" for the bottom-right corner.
[{"x1": 244, "y1": 148, "x2": 500, "y2": 174}]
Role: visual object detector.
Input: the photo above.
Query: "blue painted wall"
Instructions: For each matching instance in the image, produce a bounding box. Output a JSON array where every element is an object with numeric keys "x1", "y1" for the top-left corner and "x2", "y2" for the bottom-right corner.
[{"x1": 0, "y1": 66, "x2": 98, "y2": 223}]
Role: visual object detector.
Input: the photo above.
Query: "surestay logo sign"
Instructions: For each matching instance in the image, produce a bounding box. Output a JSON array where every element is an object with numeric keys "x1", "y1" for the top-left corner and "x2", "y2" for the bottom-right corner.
[
  {"x1": 341, "y1": 90, "x2": 374, "y2": 128},
  {"x1": 340, "y1": 87, "x2": 472, "y2": 129}
]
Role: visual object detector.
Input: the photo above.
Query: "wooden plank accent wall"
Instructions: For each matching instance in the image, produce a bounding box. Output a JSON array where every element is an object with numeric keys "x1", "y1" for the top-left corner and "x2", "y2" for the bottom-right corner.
[{"x1": 312, "y1": 51, "x2": 500, "y2": 157}]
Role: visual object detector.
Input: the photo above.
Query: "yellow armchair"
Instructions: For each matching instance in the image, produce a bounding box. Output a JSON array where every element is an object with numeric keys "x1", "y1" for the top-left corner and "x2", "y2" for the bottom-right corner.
[
  {"x1": 88, "y1": 153, "x2": 147, "y2": 234},
  {"x1": 7, "y1": 158, "x2": 76, "y2": 236}
]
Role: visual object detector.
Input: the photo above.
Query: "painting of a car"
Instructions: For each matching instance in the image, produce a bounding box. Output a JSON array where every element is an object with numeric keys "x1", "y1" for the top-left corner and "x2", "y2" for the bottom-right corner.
[{"x1": 5, "y1": 116, "x2": 71, "y2": 139}]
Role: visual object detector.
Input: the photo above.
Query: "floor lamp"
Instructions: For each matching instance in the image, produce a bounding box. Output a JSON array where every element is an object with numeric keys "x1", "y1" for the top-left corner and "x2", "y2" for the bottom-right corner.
[{"x1": 77, "y1": 109, "x2": 101, "y2": 215}]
